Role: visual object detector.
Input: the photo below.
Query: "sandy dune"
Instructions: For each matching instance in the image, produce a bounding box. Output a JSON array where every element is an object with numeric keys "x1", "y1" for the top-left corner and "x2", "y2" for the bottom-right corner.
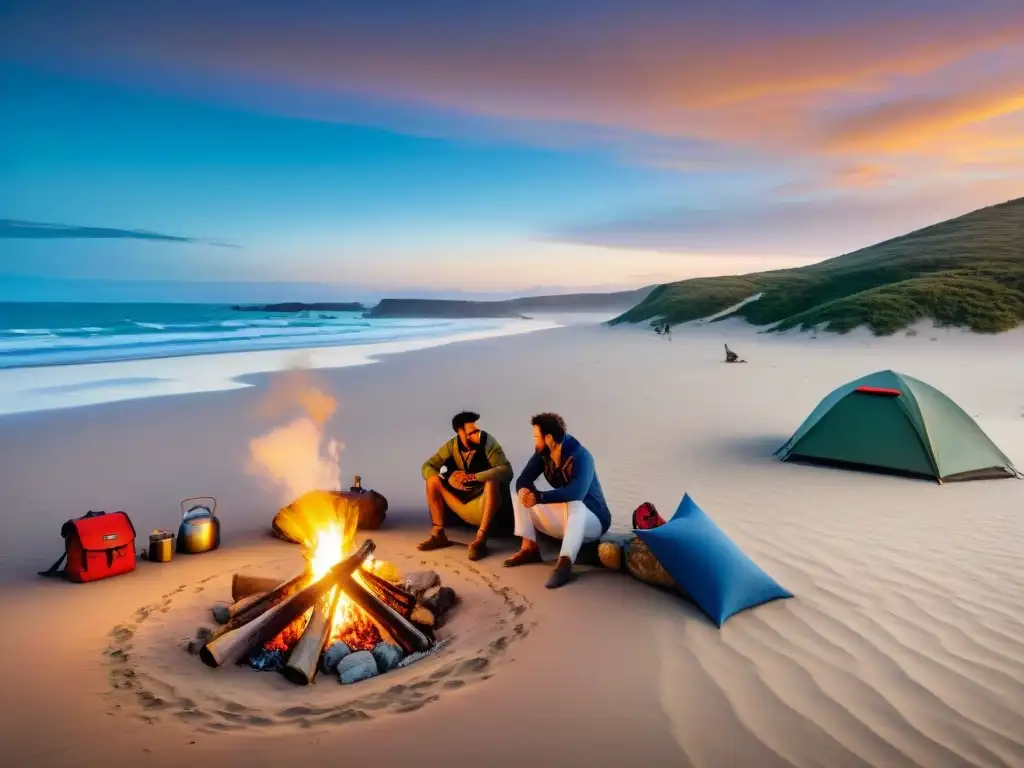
[{"x1": 0, "y1": 321, "x2": 1022, "y2": 767}]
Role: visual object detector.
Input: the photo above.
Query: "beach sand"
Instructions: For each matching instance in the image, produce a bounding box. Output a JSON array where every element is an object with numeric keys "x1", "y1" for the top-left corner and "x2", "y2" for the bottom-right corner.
[{"x1": 1, "y1": 321, "x2": 1022, "y2": 767}]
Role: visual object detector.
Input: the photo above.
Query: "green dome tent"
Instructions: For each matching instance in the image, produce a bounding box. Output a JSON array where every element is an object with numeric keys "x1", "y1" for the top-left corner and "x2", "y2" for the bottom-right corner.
[{"x1": 775, "y1": 370, "x2": 1020, "y2": 483}]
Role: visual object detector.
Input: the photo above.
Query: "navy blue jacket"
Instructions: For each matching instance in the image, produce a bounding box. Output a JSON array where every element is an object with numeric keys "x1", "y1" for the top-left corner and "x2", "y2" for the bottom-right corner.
[{"x1": 514, "y1": 434, "x2": 611, "y2": 534}]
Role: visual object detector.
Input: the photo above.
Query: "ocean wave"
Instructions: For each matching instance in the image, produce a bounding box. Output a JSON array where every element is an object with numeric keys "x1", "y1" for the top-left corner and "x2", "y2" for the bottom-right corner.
[
  {"x1": 219, "y1": 318, "x2": 295, "y2": 328},
  {"x1": 1, "y1": 325, "x2": 352, "y2": 351},
  {"x1": 0, "y1": 303, "x2": 535, "y2": 370},
  {"x1": 0, "y1": 316, "x2": 514, "y2": 369}
]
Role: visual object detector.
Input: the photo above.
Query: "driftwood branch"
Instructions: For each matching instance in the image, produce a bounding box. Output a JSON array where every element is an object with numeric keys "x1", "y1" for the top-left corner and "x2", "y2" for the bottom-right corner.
[
  {"x1": 204, "y1": 569, "x2": 309, "y2": 646},
  {"x1": 281, "y1": 585, "x2": 341, "y2": 685},
  {"x1": 200, "y1": 540, "x2": 376, "y2": 669},
  {"x1": 232, "y1": 573, "x2": 286, "y2": 602}
]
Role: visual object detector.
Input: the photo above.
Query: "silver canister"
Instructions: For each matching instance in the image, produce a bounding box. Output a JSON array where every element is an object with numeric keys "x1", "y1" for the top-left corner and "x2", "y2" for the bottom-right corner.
[{"x1": 148, "y1": 529, "x2": 175, "y2": 562}]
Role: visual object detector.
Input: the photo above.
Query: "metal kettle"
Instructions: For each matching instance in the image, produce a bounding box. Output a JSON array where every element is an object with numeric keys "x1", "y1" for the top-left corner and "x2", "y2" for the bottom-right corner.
[{"x1": 176, "y1": 496, "x2": 221, "y2": 554}]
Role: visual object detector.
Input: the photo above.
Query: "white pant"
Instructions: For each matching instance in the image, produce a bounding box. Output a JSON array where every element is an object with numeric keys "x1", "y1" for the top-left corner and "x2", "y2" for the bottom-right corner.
[{"x1": 513, "y1": 498, "x2": 603, "y2": 562}]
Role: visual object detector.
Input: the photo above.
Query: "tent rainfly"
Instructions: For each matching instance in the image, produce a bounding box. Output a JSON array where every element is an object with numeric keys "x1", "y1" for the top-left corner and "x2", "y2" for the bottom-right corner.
[{"x1": 775, "y1": 370, "x2": 1021, "y2": 483}]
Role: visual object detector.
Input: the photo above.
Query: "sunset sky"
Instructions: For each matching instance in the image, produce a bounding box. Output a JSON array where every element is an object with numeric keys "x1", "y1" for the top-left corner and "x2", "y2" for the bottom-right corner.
[{"x1": 2, "y1": 0, "x2": 1022, "y2": 300}]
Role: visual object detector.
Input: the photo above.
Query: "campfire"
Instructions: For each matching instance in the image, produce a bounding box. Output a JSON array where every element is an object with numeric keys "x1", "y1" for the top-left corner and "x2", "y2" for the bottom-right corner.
[
  {"x1": 191, "y1": 499, "x2": 457, "y2": 685},
  {"x1": 189, "y1": 376, "x2": 456, "y2": 684}
]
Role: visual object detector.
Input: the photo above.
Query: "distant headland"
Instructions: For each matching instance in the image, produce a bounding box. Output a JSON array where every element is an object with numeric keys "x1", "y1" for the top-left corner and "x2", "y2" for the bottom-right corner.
[
  {"x1": 233, "y1": 286, "x2": 654, "y2": 320},
  {"x1": 232, "y1": 302, "x2": 365, "y2": 313}
]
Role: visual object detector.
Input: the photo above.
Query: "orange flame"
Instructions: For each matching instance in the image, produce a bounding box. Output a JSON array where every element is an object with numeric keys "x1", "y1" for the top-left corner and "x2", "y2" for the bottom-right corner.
[{"x1": 264, "y1": 494, "x2": 396, "y2": 653}]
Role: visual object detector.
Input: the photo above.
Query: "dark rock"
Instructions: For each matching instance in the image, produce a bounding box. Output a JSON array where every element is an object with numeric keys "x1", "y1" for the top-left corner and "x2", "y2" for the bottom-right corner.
[
  {"x1": 211, "y1": 605, "x2": 231, "y2": 624},
  {"x1": 338, "y1": 651, "x2": 379, "y2": 684},
  {"x1": 371, "y1": 642, "x2": 404, "y2": 673},
  {"x1": 422, "y1": 586, "x2": 457, "y2": 617},
  {"x1": 321, "y1": 641, "x2": 352, "y2": 673},
  {"x1": 185, "y1": 639, "x2": 204, "y2": 655},
  {"x1": 194, "y1": 626, "x2": 213, "y2": 641}
]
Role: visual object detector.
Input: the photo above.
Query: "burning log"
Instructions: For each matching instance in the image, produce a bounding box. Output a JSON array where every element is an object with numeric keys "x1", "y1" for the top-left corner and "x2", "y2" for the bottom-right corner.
[
  {"x1": 200, "y1": 540, "x2": 376, "y2": 669},
  {"x1": 204, "y1": 568, "x2": 309, "y2": 646},
  {"x1": 344, "y1": 575, "x2": 432, "y2": 656},
  {"x1": 281, "y1": 585, "x2": 341, "y2": 685},
  {"x1": 212, "y1": 591, "x2": 266, "y2": 624},
  {"x1": 359, "y1": 568, "x2": 415, "y2": 618},
  {"x1": 232, "y1": 573, "x2": 286, "y2": 602}
]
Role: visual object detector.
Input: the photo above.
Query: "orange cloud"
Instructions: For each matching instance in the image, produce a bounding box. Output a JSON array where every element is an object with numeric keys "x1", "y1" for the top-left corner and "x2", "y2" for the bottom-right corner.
[
  {"x1": 7, "y1": 6, "x2": 1023, "y2": 136},
  {"x1": 822, "y1": 86, "x2": 1024, "y2": 153},
  {"x1": 775, "y1": 164, "x2": 901, "y2": 196},
  {"x1": 4, "y1": 2, "x2": 1024, "y2": 187}
]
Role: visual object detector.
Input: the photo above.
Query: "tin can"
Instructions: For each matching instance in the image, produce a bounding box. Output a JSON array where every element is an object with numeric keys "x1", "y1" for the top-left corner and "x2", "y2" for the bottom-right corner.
[{"x1": 148, "y1": 530, "x2": 175, "y2": 563}]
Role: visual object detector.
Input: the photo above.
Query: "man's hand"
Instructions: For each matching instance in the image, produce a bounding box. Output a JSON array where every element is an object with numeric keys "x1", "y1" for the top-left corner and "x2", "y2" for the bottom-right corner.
[
  {"x1": 449, "y1": 471, "x2": 470, "y2": 491},
  {"x1": 518, "y1": 487, "x2": 538, "y2": 508}
]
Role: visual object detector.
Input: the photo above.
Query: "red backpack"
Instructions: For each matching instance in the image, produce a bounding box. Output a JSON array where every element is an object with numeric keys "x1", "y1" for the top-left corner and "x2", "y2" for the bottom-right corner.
[
  {"x1": 39, "y1": 510, "x2": 137, "y2": 583},
  {"x1": 632, "y1": 501, "x2": 666, "y2": 530}
]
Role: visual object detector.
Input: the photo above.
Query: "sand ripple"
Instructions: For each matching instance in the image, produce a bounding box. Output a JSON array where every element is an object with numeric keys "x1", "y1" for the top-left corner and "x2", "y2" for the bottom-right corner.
[{"x1": 645, "y1": 471, "x2": 1024, "y2": 768}]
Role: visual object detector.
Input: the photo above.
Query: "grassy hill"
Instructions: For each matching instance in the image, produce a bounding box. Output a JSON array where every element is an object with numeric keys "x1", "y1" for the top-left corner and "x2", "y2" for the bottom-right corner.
[{"x1": 610, "y1": 197, "x2": 1024, "y2": 336}]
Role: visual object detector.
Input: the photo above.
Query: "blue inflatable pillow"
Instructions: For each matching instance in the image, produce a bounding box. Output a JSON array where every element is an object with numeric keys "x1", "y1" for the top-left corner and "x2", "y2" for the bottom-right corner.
[{"x1": 634, "y1": 494, "x2": 792, "y2": 627}]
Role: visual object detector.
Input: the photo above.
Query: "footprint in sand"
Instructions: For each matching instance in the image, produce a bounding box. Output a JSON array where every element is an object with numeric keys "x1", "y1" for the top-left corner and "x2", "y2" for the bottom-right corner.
[
  {"x1": 395, "y1": 694, "x2": 440, "y2": 713},
  {"x1": 103, "y1": 548, "x2": 536, "y2": 733}
]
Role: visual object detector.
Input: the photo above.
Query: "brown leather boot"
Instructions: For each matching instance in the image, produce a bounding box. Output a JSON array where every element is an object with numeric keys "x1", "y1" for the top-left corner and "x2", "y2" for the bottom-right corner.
[
  {"x1": 503, "y1": 547, "x2": 543, "y2": 567},
  {"x1": 417, "y1": 528, "x2": 454, "y2": 551}
]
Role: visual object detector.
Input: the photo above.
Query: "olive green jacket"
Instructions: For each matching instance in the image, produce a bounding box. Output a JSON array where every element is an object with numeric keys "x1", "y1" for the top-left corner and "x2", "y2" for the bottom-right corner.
[{"x1": 421, "y1": 432, "x2": 514, "y2": 484}]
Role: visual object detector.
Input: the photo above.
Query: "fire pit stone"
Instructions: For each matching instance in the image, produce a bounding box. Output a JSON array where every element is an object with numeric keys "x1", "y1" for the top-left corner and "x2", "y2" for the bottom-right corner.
[
  {"x1": 372, "y1": 642, "x2": 404, "y2": 673},
  {"x1": 338, "y1": 650, "x2": 379, "y2": 684},
  {"x1": 404, "y1": 570, "x2": 440, "y2": 598},
  {"x1": 321, "y1": 641, "x2": 352, "y2": 673},
  {"x1": 185, "y1": 626, "x2": 215, "y2": 655},
  {"x1": 423, "y1": 586, "x2": 457, "y2": 618}
]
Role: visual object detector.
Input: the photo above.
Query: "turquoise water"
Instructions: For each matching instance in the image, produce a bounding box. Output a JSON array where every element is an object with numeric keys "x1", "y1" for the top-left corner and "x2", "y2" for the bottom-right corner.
[{"x1": 0, "y1": 302, "x2": 513, "y2": 369}]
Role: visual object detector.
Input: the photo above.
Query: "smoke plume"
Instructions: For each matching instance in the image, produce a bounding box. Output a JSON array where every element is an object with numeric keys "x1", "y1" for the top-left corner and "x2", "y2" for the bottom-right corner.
[{"x1": 247, "y1": 366, "x2": 344, "y2": 505}]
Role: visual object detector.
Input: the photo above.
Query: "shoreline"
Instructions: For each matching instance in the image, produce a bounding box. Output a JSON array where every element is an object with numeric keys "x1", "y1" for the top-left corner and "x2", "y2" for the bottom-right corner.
[
  {"x1": 3, "y1": 317, "x2": 1023, "y2": 420},
  {"x1": 1, "y1": 321, "x2": 1022, "y2": 766},
  {"x1": 0, "y1": 316, "x2": 566, "y2": 416}
]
